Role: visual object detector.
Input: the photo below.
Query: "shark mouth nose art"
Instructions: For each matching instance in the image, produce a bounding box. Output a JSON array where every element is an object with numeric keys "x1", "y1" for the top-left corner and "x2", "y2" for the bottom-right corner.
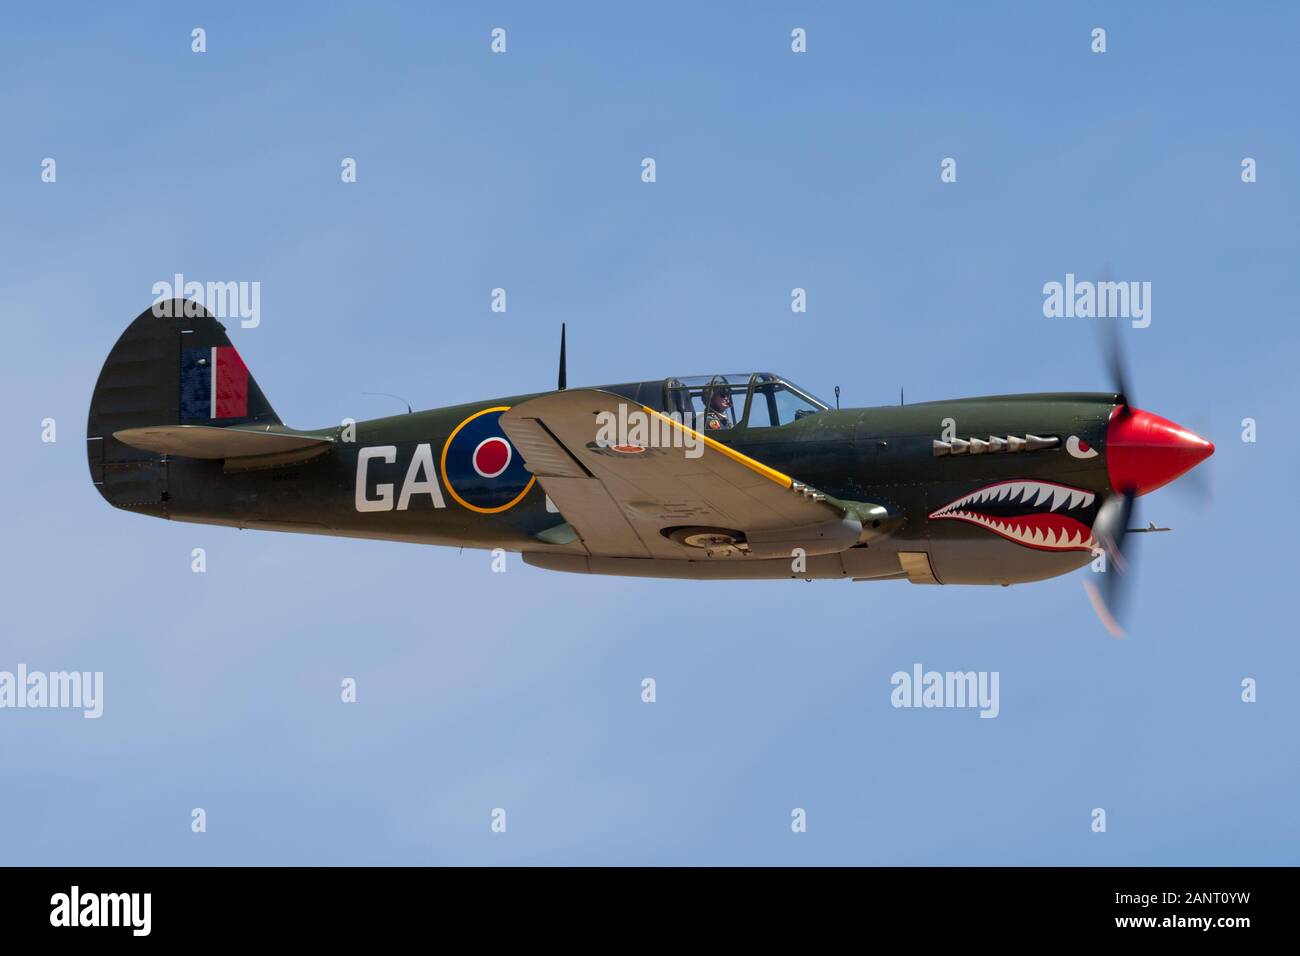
[{"x1": 929, "y1": 480, "x2": 1098, "y2": 551}]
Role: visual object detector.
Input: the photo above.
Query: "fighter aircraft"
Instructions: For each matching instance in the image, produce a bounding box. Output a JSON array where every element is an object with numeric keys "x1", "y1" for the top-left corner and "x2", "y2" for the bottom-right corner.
[{"x1": 87, "y1": 302, "x2": 1213, "y2": 635}]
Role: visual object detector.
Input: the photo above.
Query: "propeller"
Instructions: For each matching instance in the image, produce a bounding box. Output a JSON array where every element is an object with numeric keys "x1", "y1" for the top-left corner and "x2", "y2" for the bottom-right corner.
[
  {"x1": 1082, "y1": 490, "x2": 1137, "y2": 638},
  {"x1": 1080, "y1": 263, "x2": 1216, "y2": 636},
  {"x1": 1100, "y1": 315, "x2": 1135, "y2": 411},
  {"x1": 1084, "y1": 266, "x2": 1142, "y2": 637},
  {"x1": 1094, "y1": 263, "x2": 1136, "y2": 410}
]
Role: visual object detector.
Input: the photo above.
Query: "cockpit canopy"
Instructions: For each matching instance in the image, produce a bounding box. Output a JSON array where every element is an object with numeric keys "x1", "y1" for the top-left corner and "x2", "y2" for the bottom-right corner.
[{"x1": 663, "y1": 373, "x2": 829, "y2": 430}]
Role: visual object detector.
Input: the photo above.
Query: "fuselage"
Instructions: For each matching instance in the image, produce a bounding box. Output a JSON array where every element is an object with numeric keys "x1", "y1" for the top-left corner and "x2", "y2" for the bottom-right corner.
[{"x1": 125, "y1": 379, "x2": 1124, "y2": 586}]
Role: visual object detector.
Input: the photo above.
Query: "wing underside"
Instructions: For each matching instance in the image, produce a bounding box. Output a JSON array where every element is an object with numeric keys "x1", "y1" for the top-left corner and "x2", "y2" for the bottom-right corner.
[{"x1": 500, "y1": 389, "x2": 868, "y2": 559}]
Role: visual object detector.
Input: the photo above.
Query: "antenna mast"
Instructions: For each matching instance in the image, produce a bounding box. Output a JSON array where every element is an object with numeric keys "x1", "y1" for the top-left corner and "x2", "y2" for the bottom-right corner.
[{"x1": 557, "y1": 323, "x2": 567, "y2": 391}]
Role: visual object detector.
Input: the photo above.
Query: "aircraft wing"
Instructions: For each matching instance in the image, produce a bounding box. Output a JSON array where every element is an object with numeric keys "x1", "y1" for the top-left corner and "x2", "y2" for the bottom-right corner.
[{"x1": 500, "y1": 389, "x2": 870, "y2": 559}]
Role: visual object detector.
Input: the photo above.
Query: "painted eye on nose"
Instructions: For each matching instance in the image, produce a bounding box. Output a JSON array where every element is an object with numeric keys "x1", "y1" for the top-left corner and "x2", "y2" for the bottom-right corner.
[{"x1": 1066, "y1": 435, "x2": 1098, "y2": 459}]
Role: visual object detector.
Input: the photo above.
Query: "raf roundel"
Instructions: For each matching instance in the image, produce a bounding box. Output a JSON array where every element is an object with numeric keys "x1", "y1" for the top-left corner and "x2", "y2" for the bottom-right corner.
[
  {"x1": 473, "y1": 437, "x2": 512, "y2": 478},
  {"x1": 440, "y1": 407, "x2": 535, "y2": 513}
]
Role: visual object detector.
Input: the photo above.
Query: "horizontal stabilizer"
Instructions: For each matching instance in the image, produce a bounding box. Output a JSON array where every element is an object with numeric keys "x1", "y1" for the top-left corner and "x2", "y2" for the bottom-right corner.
[{"x1": 113, "y1": 424, "x2": 332, "y2": 463}]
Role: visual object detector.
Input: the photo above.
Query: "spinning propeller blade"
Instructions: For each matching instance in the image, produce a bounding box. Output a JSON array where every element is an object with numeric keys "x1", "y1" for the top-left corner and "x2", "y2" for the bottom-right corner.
[
  {"x1": 1083, "y1": 268, "x2": 1212, "y2": 636},
  {"x1": 1082, "y1": 490, "x2": 1137, "y2": 638}
]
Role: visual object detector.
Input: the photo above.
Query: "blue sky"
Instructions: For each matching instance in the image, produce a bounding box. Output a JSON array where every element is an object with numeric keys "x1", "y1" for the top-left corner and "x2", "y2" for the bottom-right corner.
[{"x1": 1, "y1": 1, "x2": 1296, "y2": 864}]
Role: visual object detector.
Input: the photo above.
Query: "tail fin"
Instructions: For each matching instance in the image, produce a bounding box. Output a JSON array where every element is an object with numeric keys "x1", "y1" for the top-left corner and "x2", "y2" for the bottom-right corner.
[{"x1": 86, "y1": 300, "x2": 281, "y2": 514}]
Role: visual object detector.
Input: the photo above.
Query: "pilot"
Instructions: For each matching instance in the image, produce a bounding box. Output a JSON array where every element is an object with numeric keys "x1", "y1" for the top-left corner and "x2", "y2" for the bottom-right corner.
[{"x1": 704, "y1": 386, "x2": 733, "y2": 431}]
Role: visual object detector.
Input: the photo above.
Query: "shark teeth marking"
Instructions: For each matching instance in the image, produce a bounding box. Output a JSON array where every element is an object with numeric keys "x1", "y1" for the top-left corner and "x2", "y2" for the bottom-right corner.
[
  {"x1": 931, "y1": 480, "x2": 1096, "y2": 518},
  {"x1": 926, "y1": 506, "x2": 1095, "y2": 549},
  {"x1": 927, "y1": 478, "x2": 1100, "y2": 552}
]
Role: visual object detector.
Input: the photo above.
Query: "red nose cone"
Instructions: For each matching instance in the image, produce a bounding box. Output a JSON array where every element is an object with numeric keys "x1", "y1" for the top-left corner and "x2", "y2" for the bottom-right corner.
[{"x1": 1106, "y1": 406, "x2": 1214, "y2": 496}]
